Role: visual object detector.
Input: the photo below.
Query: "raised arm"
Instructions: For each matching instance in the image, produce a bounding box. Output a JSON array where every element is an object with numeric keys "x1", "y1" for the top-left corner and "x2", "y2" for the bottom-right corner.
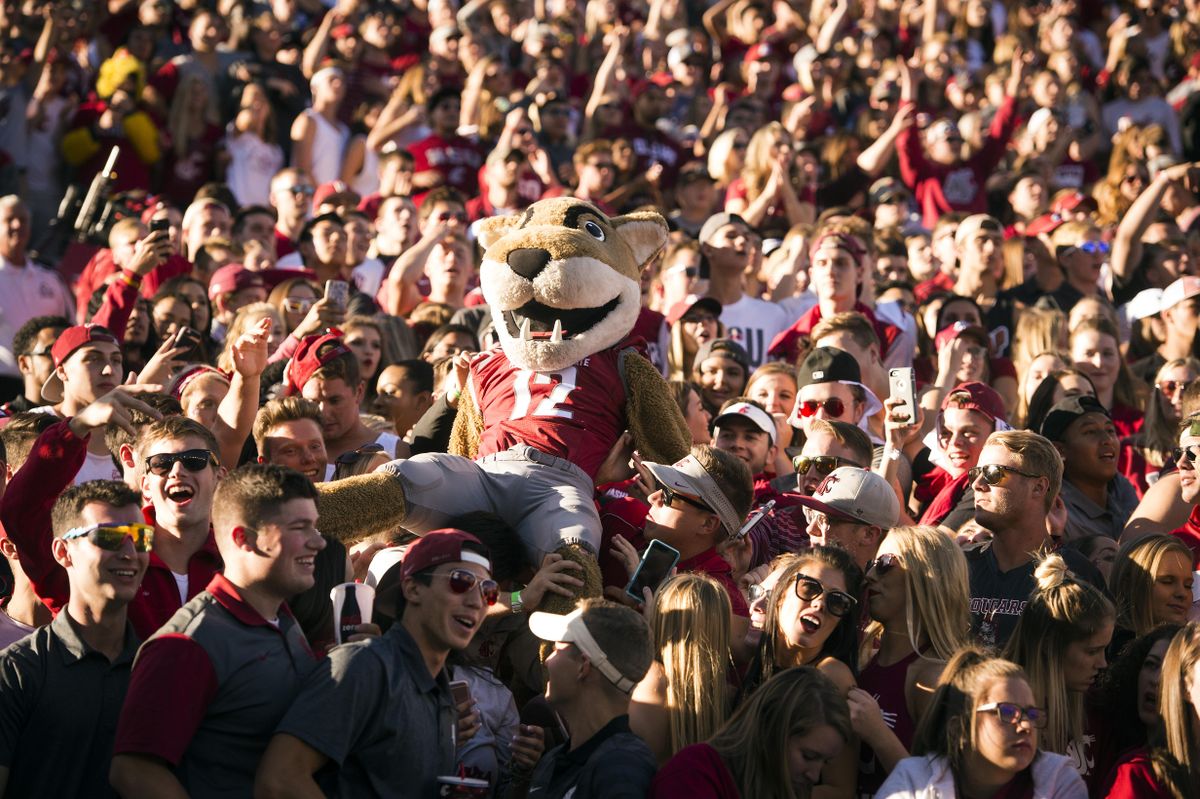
[
  {"x1": 1111, "y1": 162, "x2": 1197, "y2": 280},
  {"x1": 382, "y1": 219, "x2": 451, "y2": 316},
  {"x1": 857, "y1": 104, "x2": 914, "y2": 176},
  {"x1": 215, "y1": 317, "x2": 271, "y2": 471}
]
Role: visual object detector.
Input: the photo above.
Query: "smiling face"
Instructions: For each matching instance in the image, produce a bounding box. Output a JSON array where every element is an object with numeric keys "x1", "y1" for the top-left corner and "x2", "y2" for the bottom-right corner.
[
  {"x1": 407, "y1": 561, "x2": 490, "y2": 652},
  {"x1": 713, "y1": 416, "x2": 774, "y2": 475},
  {"x1": 938, "y1": 407, "x2": 991, "y2": 477},
  {"x1": 56, "y1": 501, "x2": 148, "y2": 604},
  {"x1": 683, "y1": 389, "x2": 712, "y2": 445},
  {"x1": 245, "y1": 497, "x2": 325, "y2": 599},
  {"x1": 778, "y1": 562, "x2": 847, "y2": 654},
  {"x1": 141, "y1": 435, "x2": 220, "y2": 533},
  {"x1": 794, "y1": 382, "x2": 862, "y2": 434},
  {"x1": 747, "y1": 372, "x2": 797, "y2": 416},
  {"x1": 696, "y1": 355, "x2": 747, "y2": 411},
  {"x1": 261, "y1": 419, "x2": 328, "y2": 483},
  {"x1": 1177, "y1": 427, "x2": 1200, "y2": 504},
  {"x1": 1070, "y1": 330, "x2": 1119, "y2": 395},
  {"x1": 478, "y1": 199, "x2": 667, "y2": 372}
]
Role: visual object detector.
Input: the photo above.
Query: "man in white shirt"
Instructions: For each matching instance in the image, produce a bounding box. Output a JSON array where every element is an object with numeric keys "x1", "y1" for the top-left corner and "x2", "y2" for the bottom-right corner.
[
  {"x1": 0, "y1": 196, "x2": 75, "y2": 395},
  {"x1": 699, "y1": 213, "x2": 791, "y2": 369}
]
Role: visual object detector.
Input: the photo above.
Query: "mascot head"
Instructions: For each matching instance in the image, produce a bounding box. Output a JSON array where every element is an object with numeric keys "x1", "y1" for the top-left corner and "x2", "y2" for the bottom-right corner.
[{"x1": 477, "y1": 198, "x2": 669, "y2": 372}]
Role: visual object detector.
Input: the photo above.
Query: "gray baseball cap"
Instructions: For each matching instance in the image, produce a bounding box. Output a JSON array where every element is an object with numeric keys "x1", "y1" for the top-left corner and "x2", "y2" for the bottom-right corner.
[{"x1": 793, "y1": 467, "x2": 900, "y2": 529}]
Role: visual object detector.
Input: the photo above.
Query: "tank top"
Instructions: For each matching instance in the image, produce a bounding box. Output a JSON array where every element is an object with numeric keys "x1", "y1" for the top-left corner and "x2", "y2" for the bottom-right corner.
[
  {"x1": 303, "y1": 109, "x2": 349, "y2": 185},
  {"x1": 857, "y1": 649, "x2": 922, "y2": 799},
  {"x1": 350, "y1": 143, "x2": 380, "y2": 197}
]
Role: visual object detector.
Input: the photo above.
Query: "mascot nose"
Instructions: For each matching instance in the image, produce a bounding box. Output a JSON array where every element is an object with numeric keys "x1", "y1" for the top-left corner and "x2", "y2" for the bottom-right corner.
[{"x1": 507, "y1": 248, "x2": 552, "y2": 281}]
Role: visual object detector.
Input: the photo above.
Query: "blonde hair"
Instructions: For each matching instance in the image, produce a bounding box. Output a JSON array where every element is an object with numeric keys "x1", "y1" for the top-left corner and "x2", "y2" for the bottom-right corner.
[
  {"x1": 1003, "y1": 554, "x2": 1115, "y2": 753},
  {"x1": 1110, "y1": 535, "x2": 1195, "y2": 636},
  {"x1": 653, "y1": 574, "x2": 732, "y2": 756},
  {"x1": 984, "y1": 430, "x2": 1063, "y2": 511},
  {"x1": 1150, "y1": 623, "x2": 1200, "y2": 799},
  {"x1": 1012, "y1": 307, "x2": 1067, "y2": 373},
  {"x1": 861, "y1": 526, "x2": 971, "y2": 666},
  {"x1": 742, "y1": 122, "x2": 789, "y2": 204},
  {"x1": 1069, "y1": 316, "x2": 1149, "y2": 411},
  {"x1": 707, "y1": 129, "x2": 744, "y2": 187},
  {"x1": 218, "y1": 302, "x2": 282, "y2": 372},
  {"x1": 912, "y1": 647, "x2": 1030, "y2": 779}
]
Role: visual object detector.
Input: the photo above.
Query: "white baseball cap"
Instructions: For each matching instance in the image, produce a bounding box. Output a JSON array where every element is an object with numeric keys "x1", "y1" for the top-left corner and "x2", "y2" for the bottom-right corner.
[
  {"x1": 713, "y1": 401, "x2": 776, "y2": 445},
  {"x1": 1161, "y1": 277, "x2": 1200, "y2": 312},
  {"x1": 642, "y1": 454, "x2": 744, "y2": 538},
  {"x1": 793, "y1": 467, "x2": 900, "y2": 529}
]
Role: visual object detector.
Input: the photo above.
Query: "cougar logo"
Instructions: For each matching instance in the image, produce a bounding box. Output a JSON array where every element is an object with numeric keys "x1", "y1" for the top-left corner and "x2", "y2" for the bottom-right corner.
[
  {"x1": 476, "y1": 198, "x2": 668, "y2": 372},
  {"x1": 815, "y1": 474, "x2": 840, "y2": 495}
]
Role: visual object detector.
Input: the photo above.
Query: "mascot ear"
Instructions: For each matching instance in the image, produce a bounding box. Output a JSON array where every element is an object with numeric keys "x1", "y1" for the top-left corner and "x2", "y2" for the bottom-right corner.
[
  {"x1": 612, "y1": 211, "x2": 669, "y2": 269},
  {"x1": 476, "y1": 213, "x2": 520, "y2": 250}
]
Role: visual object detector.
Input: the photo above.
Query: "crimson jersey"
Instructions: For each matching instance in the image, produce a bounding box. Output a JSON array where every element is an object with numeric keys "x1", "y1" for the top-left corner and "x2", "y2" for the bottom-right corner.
[
  {"x1": 468, "y1": 345, "x2": 628, "y2": 478},
  {"x1": 408, "y1": 133, "x2": 483, "y2": 197}
]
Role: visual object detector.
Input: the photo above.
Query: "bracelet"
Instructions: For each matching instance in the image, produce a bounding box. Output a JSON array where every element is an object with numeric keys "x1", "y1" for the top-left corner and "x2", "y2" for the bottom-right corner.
[
  {"x1": 117, "y1": 270, "x2": 142, "y2": 287},
  {"x1": 510, "y1": 590, "x2": 524, "y2": 614}
]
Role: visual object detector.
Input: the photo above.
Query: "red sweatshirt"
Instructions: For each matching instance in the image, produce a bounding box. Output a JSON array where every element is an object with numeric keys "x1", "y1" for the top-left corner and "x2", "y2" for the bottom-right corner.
[{"x1": 0, "y1": 420, "x2": 222, "y2": 639}]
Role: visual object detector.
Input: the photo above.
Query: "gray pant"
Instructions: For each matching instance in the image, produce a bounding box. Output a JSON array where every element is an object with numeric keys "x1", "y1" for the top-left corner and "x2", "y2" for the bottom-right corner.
[{"x1": 382, "y1": 445, "x2": 600, "y2": 559}]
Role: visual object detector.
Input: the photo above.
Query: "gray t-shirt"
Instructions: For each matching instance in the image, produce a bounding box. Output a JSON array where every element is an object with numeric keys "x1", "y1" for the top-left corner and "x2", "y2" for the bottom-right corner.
[{"x1": 274, "y1": 623, "x2": 457, "y2": 798}]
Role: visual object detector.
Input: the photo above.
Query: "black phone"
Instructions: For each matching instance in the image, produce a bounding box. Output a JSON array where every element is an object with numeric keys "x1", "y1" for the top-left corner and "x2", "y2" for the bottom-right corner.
[
  {"x1": 174, "y1": 326, "x2": 203, "y2": 361},
  {"x1": 149, "y1": 217, "x2": 170, "y2": 235},
  {"x1": 625, "y1": 539, "x2": 681, "y2": 601}
]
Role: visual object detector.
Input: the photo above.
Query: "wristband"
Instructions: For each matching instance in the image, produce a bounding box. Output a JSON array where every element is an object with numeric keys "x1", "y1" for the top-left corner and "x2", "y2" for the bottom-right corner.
[
  {"x1": 510, "y1": 590, "x2": 524, "y2": 614},
  {"x1": 118, "y1": 270, "x2": 142, "y2": 287}
]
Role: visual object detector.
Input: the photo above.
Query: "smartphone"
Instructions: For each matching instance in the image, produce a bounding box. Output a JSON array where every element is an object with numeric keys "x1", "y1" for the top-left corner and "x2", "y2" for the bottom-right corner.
[
  {"x1": 324, "y1": 279, "x2": 350, "y2": 312},
  {"x1": 738, "y1": 499, "x2": 776, "y2": 539},
  {"x1": 149, "y1": 217, "x2": 170, "y2": 235},
  {"x1": 449, "y1": 680, "x2": 472, "y2": 708},
  {"x1": 888, "y1": 367, "x2": 917, "y2": 425},
  {"x1": 174, "y1": 326, "x2": 203, "y2": 361},
  {"x1": 625, "y1": 539, "x2": 681, "y2": 601}
]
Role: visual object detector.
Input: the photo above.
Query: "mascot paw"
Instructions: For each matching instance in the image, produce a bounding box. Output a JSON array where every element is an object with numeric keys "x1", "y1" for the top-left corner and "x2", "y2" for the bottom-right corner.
[
  {"x1": 314, "y1": 472, "x2": 408, "y2": 543},
  {"x1": 537, "y1": 543, "x2": 602, "y2": 616}
]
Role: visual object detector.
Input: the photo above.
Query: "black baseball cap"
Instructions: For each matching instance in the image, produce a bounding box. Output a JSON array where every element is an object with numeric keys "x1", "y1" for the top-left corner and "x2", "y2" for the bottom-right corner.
[
  {"x1": 693, "y1": 339, "x2": 751, "y2": 375},
  {"x1": 1038, "y1": 395, "x2": 1111, "y2": 443},
  {"x1": 797, "y1": 346, "x2": 861, "y2": 389}
]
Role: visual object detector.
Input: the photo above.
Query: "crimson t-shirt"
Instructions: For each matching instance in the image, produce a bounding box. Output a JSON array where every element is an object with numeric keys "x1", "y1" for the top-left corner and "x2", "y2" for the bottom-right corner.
[{"x1": 408, "y1": 133, "x2": 483, "y2": 197}]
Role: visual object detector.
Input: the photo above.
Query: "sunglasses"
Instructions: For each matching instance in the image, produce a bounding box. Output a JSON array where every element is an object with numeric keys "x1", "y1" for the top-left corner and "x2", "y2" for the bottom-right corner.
[
  {"x1": 62, "y1": 523, "x2": 154, "y2": 553},
  {"x1": 967, "y1": 463, "x2": 1039, "y2": 485},
  {"x1": 1157, "y1": 379, "x2": 1194, "y2": 396},
  {"x1": 795, "y1": 574, "x2": 857, "y2": 618},
  {"x1": 656, "y1": 481, "x2": 714, "y2": 514},
  {"x1": 1172, "y1": 444, "x2": 1200, "y2": 465},
  {"x1": 798, "y1": 397, "x2": 846, "y2": 418},
  {"x1": 977, "y1": 702, "x2": 1048, "y2": 729},
  {"x1": 866, "y1": 552, "x2": 901, "y2": 577},
  {"x1": 587, "y1": 161, "x2": 616, "y2": 171},
  {"x1": 793, "y1": 455, "x2": 858, "y2": 476},
  {"x1": 145, "y1": 449, "x2": 218, "y2": 476},
  {"x1": 1066, "y1": 241, "x2": 1111, "y2": 256},
  {"x1": 283, "y1": 297, "x2": 315, "y2": 313},
  {"x1": 435, "y1": 212, "x2": 467, "y2": 223},
  {"x1": 747, "y1": 583, "x2": 769, "y2": 603},
  {"x1": 430, "y1": 568, "x2": 500, "y2": 605},
  {"x1": 286, "y1": 185, "x2": 315, "y2": 196}
]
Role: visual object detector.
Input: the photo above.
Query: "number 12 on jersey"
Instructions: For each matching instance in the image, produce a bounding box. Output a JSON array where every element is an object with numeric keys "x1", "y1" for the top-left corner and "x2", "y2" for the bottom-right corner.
[{"x1": 509, "y1": 368, "x2": 579, "y2": 420}]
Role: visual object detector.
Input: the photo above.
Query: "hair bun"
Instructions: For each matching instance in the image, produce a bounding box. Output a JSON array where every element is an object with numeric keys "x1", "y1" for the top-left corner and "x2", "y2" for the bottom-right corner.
[{"x1": 1034, "y1": 553, "x2": 1070, "y2": 591}]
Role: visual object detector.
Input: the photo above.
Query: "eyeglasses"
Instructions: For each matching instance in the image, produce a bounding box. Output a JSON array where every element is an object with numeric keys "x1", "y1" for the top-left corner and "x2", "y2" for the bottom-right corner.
[
  {"x1": 283, "y1": 297, "x2": 315, "y2": 313},
  {"x1": 1157, "y1": 379, "x2": 1194, "y2": 396},
  {"x1": 655, "y1": 481, "x2": 714, "y2": 514},
  {"x1": 434, "y1": 212, "x2": 467, "y2": 223},
  {"x1": 145, "y1": 449, "x2": 218, "y2": 476},
  {"x1": 798, "y1": 397, "x2": 846, "y2": 418},
  {"x1": 1172, "y1": 444, "x2": 1200, "y2": 465},
  {"x1": 430, "y1": 568, "x2": 500, "y2": 605},
  {"x1": 793, "y1": 455, "x2": 859, "y2": 476},
  {"x1": 866, "y1": 553, "x2": 901, "y2": 577},
  {"x1": 977, "y1": 702, "x2": 1048, "y2": 729},
  {"x1": 795, "y1": 574, "x2": 857, "y2": 618},
  {"x1": 967, "y1": 463, "x2": 1040, "y2": 485},
  {"x1": 29, "y1": 348, "x2": 53, "y2": 359},
  {"x1": 62, "y1": 523, "x2": 154, "y2": 553},
  {"x1": 586, "y1": 161, "x2": 615, "y2": 171},
  {"x1": 1065, "y1": 241, "x2": 1111, "y2": 256}
]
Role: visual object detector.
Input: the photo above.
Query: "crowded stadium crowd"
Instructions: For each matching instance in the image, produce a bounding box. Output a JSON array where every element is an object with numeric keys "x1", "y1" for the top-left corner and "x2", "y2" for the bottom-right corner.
[{"x1": 0, "y1": 0, "x2": 1199, "y2": 796}]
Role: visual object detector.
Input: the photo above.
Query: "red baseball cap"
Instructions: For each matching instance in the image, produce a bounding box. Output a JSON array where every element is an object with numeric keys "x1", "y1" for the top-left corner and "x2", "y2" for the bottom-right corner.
[
  {"x1": 401, "y1": 528, "x2": 491, "y2": 580},
  {"x1": 940, "y1": 381, "x2": 1007, "y2": 425},
  {"x1": 934, "y1": 321, "x2": 990, "y2": 353},
  {"x1": 1024, "y1": 213, "x2": 1064, "y2": 238},
  {"x1": 665, "y1": 295, "x2": 722, "y2": 326},
  {"x1": 1051, "y1": 191, "x2": 1098, "y2": 216},
  {"x1": 284, "y1": 331, "x2": 352, "y2": 396},
  {"x1": 41, "y1": 324, "x2": 120, "y2": 404},
  {"x1": 208, "y1": 263, "x2": 265, "y2": 300},
  {"x1": 313, "y1": 180, "x2": 360, "y2": 209}
]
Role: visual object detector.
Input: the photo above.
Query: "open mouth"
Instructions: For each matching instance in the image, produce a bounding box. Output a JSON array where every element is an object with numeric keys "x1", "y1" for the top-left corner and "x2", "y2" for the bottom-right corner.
[
  {"x1": 799, "y1": 615, "x2": 822, "y2": 634},
  {"x1": 452, "y1": 613, "x2": 478, "y2": 633},
  {"x1": 165, "y1": 484, "x2": 195, "y2": 505},
  {"x1": 504, "y1": 297, "x2": 620, "y2": 342},
  {"x1": 111, "y1": 568, "x2": 139, "y2": 579},
  {"x1": 296, "y1": 556, "x2": 315, "y2": 569}
]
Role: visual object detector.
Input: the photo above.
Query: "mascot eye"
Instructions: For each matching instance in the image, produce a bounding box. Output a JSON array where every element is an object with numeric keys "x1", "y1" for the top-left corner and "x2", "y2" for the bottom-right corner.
[{"x1": 584, "y1": 221, "x2": 605, "y2": 241}]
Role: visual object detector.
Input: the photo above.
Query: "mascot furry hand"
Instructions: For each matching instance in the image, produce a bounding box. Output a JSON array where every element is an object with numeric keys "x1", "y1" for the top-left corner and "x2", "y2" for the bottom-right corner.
[{"x1": 316, "y1": 198, "x2": 691, "y2": 612}]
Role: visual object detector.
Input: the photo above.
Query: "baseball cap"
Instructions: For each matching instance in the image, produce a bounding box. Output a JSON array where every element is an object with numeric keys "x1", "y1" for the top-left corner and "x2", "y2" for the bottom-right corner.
[
  {"x1": 665, "y1": 295, "x2": 721, "y2": 326},
  {"x1": 41, "y1": 324, "x2": 120, "y2": 404},
  {"x1": 168, "y1": 365, "x2": 230, "y2": 400},
  {"x1": 868, "y1": 177, "x2": 910, "y2": 205},
  {"x1": 794, "y1": 467, "x2": 901, "y2": 529},
  {"x1": 429, "y1": 24, "x2": 461, "y2": 44},
  {"x1": 400, "y1": 528, "x2": 491, "y2": 581},
  {"x1": 677, "y1": 162, "x2": 714, "y2": 186},
  {"x1": 1038, "y1": 395, "x2": 1111, "y2": 443},
  {"x1": 1051, "y1": 191, "x2": 1098, "y2": 216},
  {"x1": 954, "y1": 214, "x2": 1003, "y2": 248},
  {"x1": 713, "y1": 401, "x2": 776, "y2": 445},
  {"x1": 284, "y1": 331, "x2": 352, "y2": 396},
  {"x1": 642, "y1": 453, "x2": 744, "y2": 537},
  {"x1": 1025, "y1": 213, "x2": 1065, "y2": 238},
  {"x1": 1123, "y1": 288, "x2": 1164, "y2": 322},
  {"x1": 313, "y1": 180, "x2": 359, "y2": 209},
  {"x1": 698, "y1": 212, "x2": 749, "y2": 246},
  {"x1": 528, "y1": 605, "x2": 648, "y2": 693},
  {"x1": 1161, "y1": 276, "x2": 1200, "y2": 312},
  {"x1": 940, "y1": 381, "x2": 1007, "y2": 425},
  {"x1": 693, "y1": 339, "x2": 750, "y2": 376},
  {"x1": 796, "y1": 346, "x2": 861, "y2": 388},
  {"x1": 208, "y1": 263, "x2": 265, "y2": 300},
  {"x1": 668, "y1": 43, "x2": 701, "y2": 69},
  {"x1": 934, "y1": 321, "x2": 991, "y2": 353}
]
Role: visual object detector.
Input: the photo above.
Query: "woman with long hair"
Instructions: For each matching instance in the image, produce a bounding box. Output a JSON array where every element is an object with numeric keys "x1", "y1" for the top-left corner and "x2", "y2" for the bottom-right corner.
[
  {"x1": 852, "y1": 526, "x2": 972, "y2": 796},
  {"x1": 225, "y1": 81, "x2": 283, "y2": 207},
  {"x1": 1104, "y1": 623, "x2": 1200, "y2": 798},
  {"x1": 1024, "y1": 368, "x2": 1098, "y2": 433},
  {"x1": 342, "y1": 315, "x2": 390, "y2": 411},
  {"x1": 631, "y1": 574, "x2": 733, "y2": 764},
  {"x1": 707, "y1": 129, "x2": 749, "y2": 193},
  {"x1": 740, "y1": 547, "x2": 862, "y2": 798},
  {"x1": 668, "y1": 380, "x2": 713, "y2": 445},
  {"x1": 879, "y1": 647, "x2": 1087, "y2": 798},
  {"x1": 1004, "y1": 555, "x2": 1115, "y2": 790},
  {"x1": 1126, "y1": 359, "x2": 1200, "y2": 492},
  {"x1": 1108, "y1": 536, "x2": 1194, "y2": 655},
  {"x1": 1070, "y1": 316, "x2": 1150, "y2": 437},
  {"x1": 1100, "y1": 623, "x2": 1183, "y2": 758},
  {"x1": 651, "y1": 666, "x2": 851, "y2": 799},
  {"x1": 162, "y1": 73, "x2": 222, "y2": 205},
  {"x1": 724, "y1": 122, "x2": 808, "y2": 237},
  {"x1": 268, "y1": 277, "x2": 321, "y2": 337},
  {"x1": 1015, "y1": 352, "x2": 1068, "y2": 428}
]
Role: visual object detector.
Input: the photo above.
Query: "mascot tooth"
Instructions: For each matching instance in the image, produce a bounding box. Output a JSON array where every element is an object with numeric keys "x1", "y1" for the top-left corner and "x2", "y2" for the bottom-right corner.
[{"x1": 314, "y1": 198, "x2": 692, "y2": 614}]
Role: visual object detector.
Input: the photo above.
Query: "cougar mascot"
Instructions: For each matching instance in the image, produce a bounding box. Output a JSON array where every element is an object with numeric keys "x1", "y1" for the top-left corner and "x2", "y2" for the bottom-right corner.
[{"x1": 316, "y1": 198, "x2": 691, "y2": 611}]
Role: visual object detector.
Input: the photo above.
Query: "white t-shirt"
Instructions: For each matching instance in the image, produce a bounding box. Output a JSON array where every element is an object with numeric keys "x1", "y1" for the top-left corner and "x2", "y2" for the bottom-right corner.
[
  {"x1": 172, "y1": 571, "x2": 188, "y2": 604},
  {"x1": 351, "y1": 258, "x2": 387, "y2": 300},
  {"x1": 73, "y1": 450, "x2": 122, "y2": 485},
  {"x1": 0, "y1": 257, "x2": 75, "y2": 378},
  {"x1": 225, "y1": 129, "x2": 285, "y2": 208},
  {"x1": 719, "y1": 294, "x2": 793, "y2": 369}
]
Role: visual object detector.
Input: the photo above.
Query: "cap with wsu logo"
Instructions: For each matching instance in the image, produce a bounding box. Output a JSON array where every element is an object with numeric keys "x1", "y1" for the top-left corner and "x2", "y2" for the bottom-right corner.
[
  {"x1": 713, "y1": 401, "x2": 776, "y2": 445},
  {"x1": 793, "y1": 466, "x2": 900, "y2": 529}
]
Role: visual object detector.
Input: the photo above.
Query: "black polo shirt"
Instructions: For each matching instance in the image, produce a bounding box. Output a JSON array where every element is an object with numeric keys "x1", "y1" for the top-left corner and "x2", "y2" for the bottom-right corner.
[
  {"x1": 0, "y1": 609, "x2": 139, "y2": 797},
  {"x1": 526, "y1": 714, "x2": 657, "y2": 799},
  {"x1": 274, "y1": 622, "x2": 457, "y2": 798}
]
